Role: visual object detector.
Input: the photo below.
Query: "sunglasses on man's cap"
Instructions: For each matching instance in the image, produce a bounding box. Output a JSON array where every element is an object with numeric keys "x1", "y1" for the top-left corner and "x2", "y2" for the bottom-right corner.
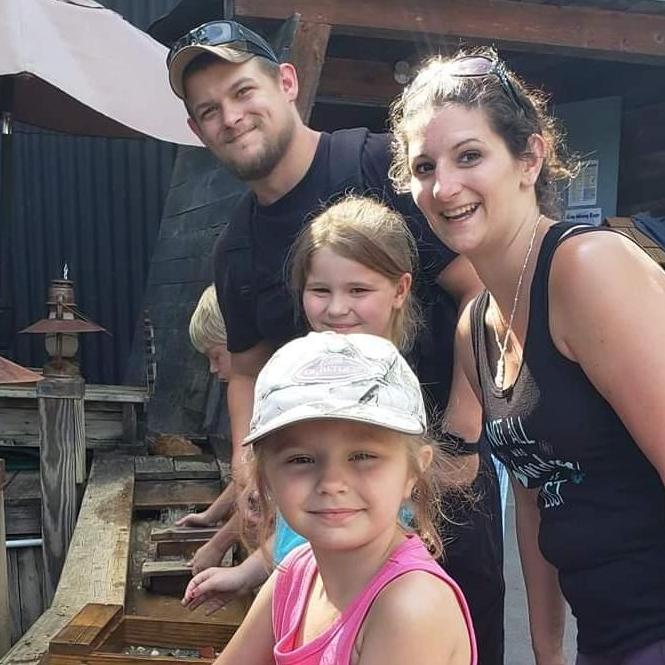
[{"x1": 168, "y1": 20, "x2": 278, "y2": 98}]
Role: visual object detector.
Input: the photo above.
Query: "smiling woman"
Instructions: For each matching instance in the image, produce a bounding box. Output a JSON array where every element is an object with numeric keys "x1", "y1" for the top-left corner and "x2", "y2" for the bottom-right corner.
[{"x1": 390, "y1": 46, "x2": 665, "y2": 665}]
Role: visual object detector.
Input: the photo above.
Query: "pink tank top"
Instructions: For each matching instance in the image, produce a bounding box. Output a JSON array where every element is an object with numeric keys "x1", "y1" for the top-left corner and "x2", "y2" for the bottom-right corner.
[{"x1": 272, "y1": 534, "x2": 478, "y2": 665}]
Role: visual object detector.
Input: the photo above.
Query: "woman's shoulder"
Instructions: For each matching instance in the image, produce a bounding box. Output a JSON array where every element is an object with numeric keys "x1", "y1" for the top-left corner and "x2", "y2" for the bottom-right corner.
[
  {"x1": 549, "y1": 224, "x2": 663, "y2": 315},
  {"x1": 550, "y1": 225, "x2": 654, "y2": 285}
]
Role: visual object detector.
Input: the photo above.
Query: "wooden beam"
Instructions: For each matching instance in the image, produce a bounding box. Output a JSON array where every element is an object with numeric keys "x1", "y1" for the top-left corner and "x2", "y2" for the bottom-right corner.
[
  {"x1": 318, "y1": 58, "x2": 401, "y2": 106},
  {"x1": 0, "y1": 460, "x2": 11, "y2": 656},
  {"x1": 38, "y1": 376, "x2": 85, "y2": 605},
  {"x1": 150, "y1": 526, "x2": 219, "y2": 542},
  {"x1": 119, "y1": 615, "x2": 240, "y2": 648},
  {"x1": 48, "y1": 605, "x2": 123, "y2": 656},
  {"x1": 48, "y1": 652, "x2": 212, "y2": 665},
  {"x1": 134, "y1": 480, "x2": 220, "y2": 511},
  {"x1": 236, "y1": 0, "x2": 665, "y2": 63},
  {"x1": 4, "y1": 472, "x2": 41, "y2": 537},
  {"x1": 289, "y1": 21, "x2": 331, "y2": 122},
  {"x1": 0, "y1": 453, "x2": 134, "y2": 665}
]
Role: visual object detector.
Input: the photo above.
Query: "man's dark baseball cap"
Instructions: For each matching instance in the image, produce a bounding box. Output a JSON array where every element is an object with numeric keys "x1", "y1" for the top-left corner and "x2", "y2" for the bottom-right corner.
[{"x1": 168, "y1": 20, "x2": 278, "y2": 98}]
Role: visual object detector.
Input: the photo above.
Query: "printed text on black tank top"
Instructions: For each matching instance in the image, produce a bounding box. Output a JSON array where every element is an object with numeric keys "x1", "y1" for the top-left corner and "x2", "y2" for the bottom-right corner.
[{"x1": 485, "y1": 416, "x2": 585, "y2": 509}]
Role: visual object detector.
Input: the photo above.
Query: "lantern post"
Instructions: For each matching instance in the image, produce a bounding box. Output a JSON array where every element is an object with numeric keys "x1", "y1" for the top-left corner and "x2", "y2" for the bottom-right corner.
[{"x1": 20, "y1": 276, "x2": 107, "y2": 604}]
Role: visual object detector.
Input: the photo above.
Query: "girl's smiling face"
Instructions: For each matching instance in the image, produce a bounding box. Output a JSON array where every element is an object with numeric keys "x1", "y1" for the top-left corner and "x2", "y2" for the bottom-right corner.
[
  {"x1": 262, "y1": 420, "x2": 428, "y2": 554},
  {"x1": 407, "y1": 104, "x2": 534, "y2": 255},
  {"x1": 302, "y1": 246, "x2": 411, "y2": 342}
]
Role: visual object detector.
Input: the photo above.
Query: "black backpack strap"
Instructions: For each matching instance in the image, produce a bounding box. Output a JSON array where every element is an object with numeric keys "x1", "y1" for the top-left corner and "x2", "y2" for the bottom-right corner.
[
  {"x1": 469, "y1": 291, "x2": 490, "y2": 408},
  {"x1": 327, "y1": 127, "x2": 370, "y2": 193},
  {"x1": 214, "y1": 190, "x2": 256, "y2": 309}
]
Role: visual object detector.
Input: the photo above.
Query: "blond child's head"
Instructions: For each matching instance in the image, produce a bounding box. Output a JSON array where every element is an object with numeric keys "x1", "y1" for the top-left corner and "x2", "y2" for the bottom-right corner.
[
  {"x1": 242, "y1": 331, "x2": 445, "y2": 559},
  {"x1": 189, "y1": 284, "x2": 230, "y2": 380}
]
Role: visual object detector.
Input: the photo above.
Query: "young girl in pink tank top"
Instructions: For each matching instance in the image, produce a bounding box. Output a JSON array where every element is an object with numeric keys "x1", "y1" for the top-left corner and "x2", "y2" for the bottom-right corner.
[{"x1": 200, "y1": 331, "x2": 476, "y2": 665}]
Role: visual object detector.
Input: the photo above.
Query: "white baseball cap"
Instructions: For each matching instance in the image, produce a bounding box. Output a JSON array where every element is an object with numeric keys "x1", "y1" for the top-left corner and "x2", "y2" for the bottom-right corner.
[{"x1": 244, "y1": 331, "x2": 427, "y2": 445}]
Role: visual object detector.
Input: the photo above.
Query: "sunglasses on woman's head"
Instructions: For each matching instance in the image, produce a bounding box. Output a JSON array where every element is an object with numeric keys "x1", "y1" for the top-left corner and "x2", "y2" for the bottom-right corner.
[{"x1": 447, "y1": 55, "x2": 526, "y2": 114}]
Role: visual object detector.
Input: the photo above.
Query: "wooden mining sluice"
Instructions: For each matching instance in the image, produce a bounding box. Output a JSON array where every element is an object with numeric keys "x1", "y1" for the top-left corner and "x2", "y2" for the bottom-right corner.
[{"x1": 0, "y1": 452, "x2": 251, "y2": 665}]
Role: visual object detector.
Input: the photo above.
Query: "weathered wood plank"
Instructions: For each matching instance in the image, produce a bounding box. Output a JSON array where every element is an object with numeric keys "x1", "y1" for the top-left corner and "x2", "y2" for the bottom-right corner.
[
  {"x1": 173, "y1": 458, "x2": 218, "y2": 480},
  {"x1": 49, "y1": 604, "x2": 123, "y2": 655},
  {"x1": 150, "y1": 527, "x2": 219, "y2": 543},
  {"x1": 0, "y1": 452, "x2": 134, "y2": 665},
  {"x1": 0, "y1": 459, "x2": 11, "y2": 656},
  {"x1": 134, "y1": 457, "x2": 175, "y2": 480},
  {"x1": 134, "y1": 480, "x2": 220, "y2": 511},
  {"x1": 121, "y1": 405, "x2": 139, "y2": 446},
  {"x1": 16, "y1": 547, "x2": 44, "y2": 635},
  {"x1": 0, "y1": 385, "x2": 148, "y2": 404},
  {"x1": 236, "y1": 0, "x2": 665, "y2": 62},
  {"x1": 126, "y1": 589, "x2": 251, "y2": 628},
  {"x1": 141, "y1": 559, "x2": 191, "y2": 590},
  {"x1": 120, "y1": 615, "x2": 240, "y2": 647},
  {"x1": 134, "y1": 457, "x2": 221, "y2": 481},
  {"x1": 74, "y1": 399, "x2": 86, "y2": 484},
  {"x1": 0, "y1": 402, "x2": 142, "y2": 448},
  {"x1": 48, "y1": 653, "x2": 212, "y2": 665},
  {"x1": 5, "y1": 471, "x2": 40, "y2": 537},
  {"x1": 38, "y1": 377, "x2": 83, "y2": 605},
  {"x1": 154, "y1": 541, "x2": 204, "y2": 559},
  {"x1": 4, "y1": 504, "x2": 40, "y2": 537},
  {"x1": 6, "y1": 551, "x2": 21, "y2": 645}
]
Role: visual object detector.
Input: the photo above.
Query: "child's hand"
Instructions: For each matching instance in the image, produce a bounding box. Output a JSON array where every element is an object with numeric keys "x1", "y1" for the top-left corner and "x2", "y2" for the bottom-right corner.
[
  {"x1": 175, "y1": 511, "x2": 214, "y2": 527},
  {"x1": 188, "y1": 540, "x2": 230, "y2": 575},
  {"x1": 182, "y1": 566, "x2": 250, "y2": 615}
]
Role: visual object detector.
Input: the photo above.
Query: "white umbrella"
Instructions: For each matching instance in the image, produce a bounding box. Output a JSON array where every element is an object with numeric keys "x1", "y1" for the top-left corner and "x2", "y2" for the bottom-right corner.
[{"x1": 0, "y1": 0, "x2": 200, "y2": 144}]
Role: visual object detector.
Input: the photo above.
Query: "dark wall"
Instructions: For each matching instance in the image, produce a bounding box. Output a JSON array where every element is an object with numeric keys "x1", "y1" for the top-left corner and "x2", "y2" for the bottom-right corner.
[{"x1": 126, "y1": 146, "x2": 246, "y2": 436}]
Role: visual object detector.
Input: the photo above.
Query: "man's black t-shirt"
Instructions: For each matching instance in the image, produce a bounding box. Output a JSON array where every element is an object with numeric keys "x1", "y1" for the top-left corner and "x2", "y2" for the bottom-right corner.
[{"x1": 216, "y1": 130, "x2": 458, "y2": 406}]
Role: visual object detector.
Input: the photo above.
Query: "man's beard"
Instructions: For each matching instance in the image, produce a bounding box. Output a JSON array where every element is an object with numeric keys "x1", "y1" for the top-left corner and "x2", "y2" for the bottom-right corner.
[{"x1": 224, "y1": 116, "x2": 295, "y2": 182}]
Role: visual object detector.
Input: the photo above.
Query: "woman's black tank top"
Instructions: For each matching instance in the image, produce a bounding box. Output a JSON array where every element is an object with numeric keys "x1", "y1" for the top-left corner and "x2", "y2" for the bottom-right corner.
[{"x1": 470, "y1": 222, "x2": 665, "y2": 656}]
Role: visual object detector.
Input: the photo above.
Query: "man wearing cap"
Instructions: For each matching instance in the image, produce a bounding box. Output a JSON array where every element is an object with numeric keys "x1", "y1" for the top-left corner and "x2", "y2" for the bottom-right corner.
[{"x1": 167, "y1": 21, "x2": 503, "y2": 665}]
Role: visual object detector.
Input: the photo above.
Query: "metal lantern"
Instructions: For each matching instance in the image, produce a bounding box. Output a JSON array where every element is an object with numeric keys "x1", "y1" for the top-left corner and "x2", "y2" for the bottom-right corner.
[{"x1": 20, "y1": 278, "x2": 107, "y2": 377}]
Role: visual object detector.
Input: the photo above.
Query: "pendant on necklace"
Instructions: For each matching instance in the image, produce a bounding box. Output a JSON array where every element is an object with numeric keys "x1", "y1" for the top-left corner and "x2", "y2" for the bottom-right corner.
[{"x1": 495, "y1": 357, "x2": 505, "y2": 389}]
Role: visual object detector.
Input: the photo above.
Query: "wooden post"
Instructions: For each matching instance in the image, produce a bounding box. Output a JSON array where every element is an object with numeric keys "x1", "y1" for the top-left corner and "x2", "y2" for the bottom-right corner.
[
  {"x1": 0, "y1": 459, "x2": 12, "y2": 655},
  {"x1": 37, "y1": 376, "x2": 85, "y2": 605},
  {"x1": 289, "y1": 21, "x2": 331, "y2": 124}
]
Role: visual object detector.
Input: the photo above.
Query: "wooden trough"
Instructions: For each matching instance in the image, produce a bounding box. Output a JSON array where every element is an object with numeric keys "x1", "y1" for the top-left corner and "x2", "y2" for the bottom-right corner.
[
  {"x1": 0, "y1": 452, "x2": 249, "y2": 665},
  {"x1": 46, "y1": 603, "x2": 235, "y2": 665}
]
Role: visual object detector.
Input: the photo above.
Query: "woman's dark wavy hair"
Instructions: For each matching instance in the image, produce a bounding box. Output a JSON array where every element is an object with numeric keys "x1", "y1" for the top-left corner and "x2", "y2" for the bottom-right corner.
[{"x1": 389, "y1": 47, "x2": 579, "y2": 218}]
